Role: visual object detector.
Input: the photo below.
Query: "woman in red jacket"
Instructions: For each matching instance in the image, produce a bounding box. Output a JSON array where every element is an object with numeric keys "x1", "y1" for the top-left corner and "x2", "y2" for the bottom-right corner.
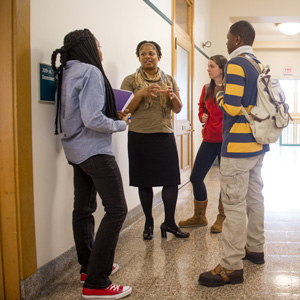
[{"x1": 179, "y1": 55, "x2": 227, "y2": 233}]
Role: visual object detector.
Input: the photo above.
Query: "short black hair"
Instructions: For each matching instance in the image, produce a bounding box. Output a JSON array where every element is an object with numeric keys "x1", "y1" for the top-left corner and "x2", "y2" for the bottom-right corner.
[
  {"x1": 229, "y1": 20, "x2": 255, "y2": 46},
  {"x1": 135, "y1": 40, "x2": 162, "y2": 58}
]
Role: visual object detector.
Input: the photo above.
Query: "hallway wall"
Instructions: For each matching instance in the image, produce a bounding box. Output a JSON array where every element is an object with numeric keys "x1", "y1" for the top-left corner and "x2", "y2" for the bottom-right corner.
[
  {"x1": 30, "y1": 0, "x2": 211, "y2": 269},
  {"x1": 255, "y1": 49, "x2": 300, "y2": 79},
  {"x1": 210, "y1": 0, "x2": 300, "y2": 79}
]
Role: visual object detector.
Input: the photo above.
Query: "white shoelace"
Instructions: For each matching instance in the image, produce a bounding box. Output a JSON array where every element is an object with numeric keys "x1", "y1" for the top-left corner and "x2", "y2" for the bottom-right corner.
[{"x1": 107, "y1": 284, "x2": 121, "y2": 292}]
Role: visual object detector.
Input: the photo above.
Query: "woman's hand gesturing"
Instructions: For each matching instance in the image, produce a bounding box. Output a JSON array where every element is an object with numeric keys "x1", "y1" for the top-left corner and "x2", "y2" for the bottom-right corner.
[
  {"x1": 159, "y1": 86, "x2": 175, "y2": 100},
  {"x1": 143, "y1": 84, "x2": 161, "y2": 98}
]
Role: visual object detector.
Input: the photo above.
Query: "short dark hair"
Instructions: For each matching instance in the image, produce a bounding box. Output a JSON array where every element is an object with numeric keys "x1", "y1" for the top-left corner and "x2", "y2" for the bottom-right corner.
[
  {"x1": 229, "y1": 20, "x2": 255, "y2": 46},
  {"x1": 135, "y1": 40, "x2": 162, "y2": 58}
]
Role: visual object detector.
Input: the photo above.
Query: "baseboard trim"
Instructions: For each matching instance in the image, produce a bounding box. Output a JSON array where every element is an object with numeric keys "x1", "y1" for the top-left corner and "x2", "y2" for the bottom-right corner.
[
  {"x1": 21, "y1": 191, "x2": 162, "y2": 300},
  {"x1": 21, "y1": 246, "x2": 77, "y2": 300}
]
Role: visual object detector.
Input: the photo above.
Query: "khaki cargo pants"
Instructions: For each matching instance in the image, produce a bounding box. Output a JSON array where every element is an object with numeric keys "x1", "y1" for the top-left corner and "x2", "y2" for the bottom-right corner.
[{"x1": 219, "y1": 154, "x2": 265, "y2": 270}]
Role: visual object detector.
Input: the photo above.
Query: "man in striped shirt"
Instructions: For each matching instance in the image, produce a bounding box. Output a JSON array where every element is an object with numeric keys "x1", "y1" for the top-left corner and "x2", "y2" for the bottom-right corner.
[{"x1": 199, "y1": 20, "x2": 270, "y2": 287}]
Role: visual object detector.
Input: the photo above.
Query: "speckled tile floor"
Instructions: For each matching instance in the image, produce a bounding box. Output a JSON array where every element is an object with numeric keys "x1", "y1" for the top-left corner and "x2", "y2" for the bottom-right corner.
[{"x1": 37, "y1": 144, "x2": 300, "y2": 300}]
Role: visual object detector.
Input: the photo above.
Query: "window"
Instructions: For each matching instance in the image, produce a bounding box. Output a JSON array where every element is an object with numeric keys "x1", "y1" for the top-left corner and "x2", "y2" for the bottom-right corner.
[
  {"x1": 175, "y1": 0, "x2": 193, "y2": 35},
  {"x1": 279, "y1": 79, "x2": 300, "y2": 145},
  {"x1": 175, "y1": 0, "x2": 188, "y2": 33}
]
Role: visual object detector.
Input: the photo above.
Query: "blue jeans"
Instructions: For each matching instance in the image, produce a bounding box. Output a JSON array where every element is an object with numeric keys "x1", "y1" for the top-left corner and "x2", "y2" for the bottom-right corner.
[{"x1": 70, "y1": 154, "x2": 128, "y2": 289}]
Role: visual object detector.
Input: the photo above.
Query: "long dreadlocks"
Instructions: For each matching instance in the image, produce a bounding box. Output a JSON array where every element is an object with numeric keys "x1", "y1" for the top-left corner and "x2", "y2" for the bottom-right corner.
[{"x1": 51, "y1": 28, "x2": 118, "y2": 134}]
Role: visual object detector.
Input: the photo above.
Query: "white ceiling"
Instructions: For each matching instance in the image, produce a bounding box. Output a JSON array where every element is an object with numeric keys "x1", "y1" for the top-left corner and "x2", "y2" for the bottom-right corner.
[{"x1": 230, "y1": 16, "x2": 300, "y2": 41}]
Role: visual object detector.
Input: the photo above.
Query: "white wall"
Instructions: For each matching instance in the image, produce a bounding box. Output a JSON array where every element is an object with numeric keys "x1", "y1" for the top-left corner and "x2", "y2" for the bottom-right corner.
[
  {"x1": 148, "y1": 0, "x2": 172, "y2": 21},
  {"x1": 210, "y1": 0, "x2": 300, "y2": 79},
  {"x1": 255, "y1": 49, "x2": 300, "y2": 79},
  {"x1": 31, "y1": 0, "x2": 173, "y2": 268},
  {"x1": 31, "y1": 0, "x2": 211, "y2": 268}
]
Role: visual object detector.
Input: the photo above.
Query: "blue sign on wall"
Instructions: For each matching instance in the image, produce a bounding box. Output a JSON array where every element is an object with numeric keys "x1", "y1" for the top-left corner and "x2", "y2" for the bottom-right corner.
[{"x1": 39, "y1": 63, "x2": 55, "y2": 103}]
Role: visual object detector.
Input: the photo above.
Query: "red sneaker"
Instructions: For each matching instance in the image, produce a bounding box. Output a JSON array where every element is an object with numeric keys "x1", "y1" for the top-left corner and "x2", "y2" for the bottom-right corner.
[
  {"x1": 80, "y1": 263, "x2": 120, "y2": 283},
  {"x1": 80, "y1": 273, "x2": 86, "y2": 284},
  {"x1": 82, "y1": 284, "x2": 132, "y2": 299},
  {"x1": 111, "y1": 263, "x2": 120, "y2": 275}
]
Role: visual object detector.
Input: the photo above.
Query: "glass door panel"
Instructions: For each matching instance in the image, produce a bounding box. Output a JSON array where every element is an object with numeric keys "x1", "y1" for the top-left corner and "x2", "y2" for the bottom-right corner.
[
  {"x1": 175, "y1": 0, "x2": 188, "y2": 34},
  {"x1": 176, "y1": 44, "x2": 189, "y2": 120}
]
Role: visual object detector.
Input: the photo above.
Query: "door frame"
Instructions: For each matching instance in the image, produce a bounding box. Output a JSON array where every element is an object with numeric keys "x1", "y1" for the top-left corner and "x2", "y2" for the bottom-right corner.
[
  {"x1": 172, "y1": 0, "x2": 195, "y2": 185},
  {"x1": 0, "y1": 0, "x2": 37, "y2": 299}
]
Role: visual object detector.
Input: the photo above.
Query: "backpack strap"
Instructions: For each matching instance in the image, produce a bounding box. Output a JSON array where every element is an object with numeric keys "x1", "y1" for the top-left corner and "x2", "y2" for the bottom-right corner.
[
  {"x1": 238, "y1": 54, "x2": 262, "y2": 74},
  {"x1": 239, "y1": 54, "x2": 272, "y2": 91},
  {"x1": 237, "y1": 54, "x2": 260, "y2": 123},
  {"x1": 203, "y1": 83, "x2": 209, "y2": 114},
  {"x1": 240, "y1": 106, "x2": 253, "y2": 123}
]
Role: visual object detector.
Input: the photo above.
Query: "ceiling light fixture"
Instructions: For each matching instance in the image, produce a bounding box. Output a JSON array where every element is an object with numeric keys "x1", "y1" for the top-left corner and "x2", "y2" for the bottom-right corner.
[{"x1": 276, "y1": 22, "x2": 300, "y2": 35}]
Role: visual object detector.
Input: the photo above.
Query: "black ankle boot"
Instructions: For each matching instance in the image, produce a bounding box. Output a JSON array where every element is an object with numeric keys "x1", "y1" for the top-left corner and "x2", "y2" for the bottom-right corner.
[
  {"x1": 160, "y1": 223, "x2": 189, "y2": 238},
  {"x1": 143, "y1": 224, "x2": 154, "y2": 240}
]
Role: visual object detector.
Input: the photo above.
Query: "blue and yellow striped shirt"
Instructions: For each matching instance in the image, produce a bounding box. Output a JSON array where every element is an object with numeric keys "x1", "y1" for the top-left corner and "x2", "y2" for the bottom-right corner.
[{"x1": 216, "y1": 54, "x2": 270, "y2": 158}]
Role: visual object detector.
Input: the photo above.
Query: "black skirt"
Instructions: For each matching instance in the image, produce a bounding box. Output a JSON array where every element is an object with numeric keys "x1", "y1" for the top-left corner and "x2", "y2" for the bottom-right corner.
[{"x1": 128, "y1": 131, "x2": 181, "y2": 187}]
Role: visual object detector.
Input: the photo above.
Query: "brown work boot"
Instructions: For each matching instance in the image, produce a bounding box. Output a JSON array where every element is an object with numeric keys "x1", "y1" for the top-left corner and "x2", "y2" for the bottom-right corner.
[
  {"x1": 210, "y1": 198, "x2": 226, "y2": 233},
  {"x1": 243, "y1": 247, "x2": 265, "y2": 264},
  {"x1": 179, "y1": 199, "x2": 208, "y2": 228},
  {"x1": 198, "y1": 264, "x2": 243, "y2": 287}
]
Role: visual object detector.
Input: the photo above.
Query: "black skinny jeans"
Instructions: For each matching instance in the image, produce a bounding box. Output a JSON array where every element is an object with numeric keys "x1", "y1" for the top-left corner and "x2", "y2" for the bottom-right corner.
[
  {"x1": 190, "y1": 141, "x2": 222, "y2": 201},
  {"x1": 70, "y1": 154, "x2": 127, "y2": 289}
]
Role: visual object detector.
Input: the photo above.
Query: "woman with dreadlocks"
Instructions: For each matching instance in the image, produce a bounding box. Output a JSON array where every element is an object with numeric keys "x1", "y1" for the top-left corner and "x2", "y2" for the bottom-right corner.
[
  {"x1": 121, "y1": 41, "x2": 189, "y2": 240},
  {"x1": 51, "y1": 29, "x2": 132, "y2": 299}
]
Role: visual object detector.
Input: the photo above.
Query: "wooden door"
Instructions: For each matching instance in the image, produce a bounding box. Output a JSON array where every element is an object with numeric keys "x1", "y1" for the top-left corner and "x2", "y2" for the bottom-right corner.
[
  {"x1": 0, "y1": 0, "x2": 37, "y2": 298},
  {"x1": 172, "y1": 0, "x2": 194, "y2": 186}
]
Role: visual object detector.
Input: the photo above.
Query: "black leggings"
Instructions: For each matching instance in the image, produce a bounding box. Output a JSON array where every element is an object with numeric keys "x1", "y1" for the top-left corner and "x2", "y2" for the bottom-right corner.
[
  {"x1": 138, "y1": 186, "x2": 178, "y2": 229},
  {"x1": 190, "y1": 141, "x2": 222, "y2": 201}
]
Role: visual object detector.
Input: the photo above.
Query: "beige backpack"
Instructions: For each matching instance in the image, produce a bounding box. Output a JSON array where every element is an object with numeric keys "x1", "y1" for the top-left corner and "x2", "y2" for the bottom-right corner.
[{"x1": 239, "y1": 54, "x2": 292, "y2": 144}]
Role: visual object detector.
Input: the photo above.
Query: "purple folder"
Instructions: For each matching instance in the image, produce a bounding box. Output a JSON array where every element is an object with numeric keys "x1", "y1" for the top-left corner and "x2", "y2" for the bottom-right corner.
[{"x1": 113, "y1": 89, "x2": 134, "y2": 112}]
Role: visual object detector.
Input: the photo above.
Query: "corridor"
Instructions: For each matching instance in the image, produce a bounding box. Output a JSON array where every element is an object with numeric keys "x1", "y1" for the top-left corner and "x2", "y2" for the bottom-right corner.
[{"x1": 37, "y1": 144, "x2": 300, "y2": 300}]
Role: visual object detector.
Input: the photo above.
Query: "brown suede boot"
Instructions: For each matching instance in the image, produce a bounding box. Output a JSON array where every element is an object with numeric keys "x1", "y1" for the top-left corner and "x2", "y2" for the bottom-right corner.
[
  {"x1": 179, "y1": 199, "x2": 208, "y2": 228},
  {"x1": 210, "y1": 198, "x2": 225, "y2": 233}
]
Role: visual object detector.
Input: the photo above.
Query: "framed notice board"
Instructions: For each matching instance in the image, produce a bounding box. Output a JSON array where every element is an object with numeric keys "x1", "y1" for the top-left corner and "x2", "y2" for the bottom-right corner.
[{"x1": 38, "y1": 62, "x2": 55, "y2": 103}]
